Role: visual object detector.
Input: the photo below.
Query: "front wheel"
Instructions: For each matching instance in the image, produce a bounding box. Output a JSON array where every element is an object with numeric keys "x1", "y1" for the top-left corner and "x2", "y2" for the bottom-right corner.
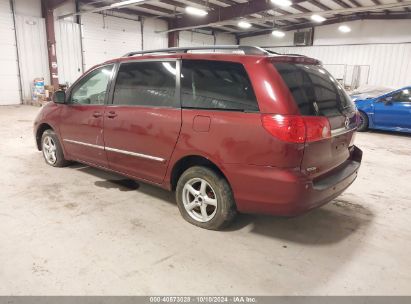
[
  {"x1": 41, "y1": 129, "x2": 69, "y2": 167},
  {"x1": 357, "y1": 111, "x2": 369, "y2": 132},
  {"x1": 176, "y1": 166, "x2": 236, "y2": 230}
]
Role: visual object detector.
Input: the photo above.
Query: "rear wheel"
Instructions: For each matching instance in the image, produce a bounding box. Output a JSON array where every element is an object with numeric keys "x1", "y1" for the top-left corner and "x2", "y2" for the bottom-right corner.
[
  {"x1": 357, "y1": 111, "x2": 369, "y2": 132},
  {"x1": 41, "y1": 129, "x2": 69, "y2": 167},
  {"x1": 176, "y1": 166, "x2": 236, "y2": 230}
]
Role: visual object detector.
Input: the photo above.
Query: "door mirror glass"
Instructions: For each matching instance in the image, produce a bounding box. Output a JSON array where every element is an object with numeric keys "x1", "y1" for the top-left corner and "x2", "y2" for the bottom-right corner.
[{"x1": 53, "y1": 90, "x2": 66, "y2": 104}]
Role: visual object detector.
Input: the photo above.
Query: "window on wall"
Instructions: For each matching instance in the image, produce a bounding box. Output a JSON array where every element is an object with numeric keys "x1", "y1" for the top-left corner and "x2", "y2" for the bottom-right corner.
[
  {"x1": 113, "y1": 61, "x2": 177, "y2": 107},
  {"x1": 70, "y1": 65, "x2": 114, "y2": 105},
  {"x1": 181, "y1": 60, "x2": 259, "y2": 112}
]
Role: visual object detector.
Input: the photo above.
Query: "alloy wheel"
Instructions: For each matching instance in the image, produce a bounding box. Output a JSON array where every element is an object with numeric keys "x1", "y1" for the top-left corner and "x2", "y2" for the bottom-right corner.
[
  {"x1": 42, "y1": 136, "x2": 57, "y2": 165},
  {"x1": 182, "y1": 178, "x2": 218, "y2": 222}
]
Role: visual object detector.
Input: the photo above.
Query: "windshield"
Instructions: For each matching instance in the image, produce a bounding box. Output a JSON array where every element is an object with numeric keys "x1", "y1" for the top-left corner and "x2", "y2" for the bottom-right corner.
[{"x1": 274, "y1": 63, "x2": 356, "y2": 117}]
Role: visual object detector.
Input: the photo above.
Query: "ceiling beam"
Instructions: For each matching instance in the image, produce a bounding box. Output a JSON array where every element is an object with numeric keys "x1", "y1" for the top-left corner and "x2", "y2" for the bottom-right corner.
[
  {"x1": 46, "y1": 0, "x2": 68, "y2": 9},
  {"x1": 263, "y1": 9, "x2": 307, "y2": 24},
  {"x1": 167, "y1": 0, "x2": 308, "y2": 31},
  {"x1": 238, "y1": 12, "x2": 411, "y2": 38},
  {"x1": 159, "y1": 0, "x2": 187, "y2": 9},
  {"x1": 138, "y1": 3, "x2": 176, "y2": 14},
  {"x1": 398, "y1": 0, "x2": 411, "y2": 12},
  {"x1": 180, "y1": 0, "x2": 221, "y2": 10},
  {"x1": 307, "y1": 0, "x2": 332, "y2": 11},
  {"x1": 291, "y1": 3, "x2": 311, "y2": 12},
  {"x1": 330, "y1": 0, "x2": 352, "y2": 9},
  {"x1": 163, "y1": 0, "x2": 411, "y2": 32},
  {"x1": 215, "y1": 0, "x2": 238, "y2": 6},
  {"x1": 347, "y1": 0, "x2": 362, "y2": 7},
  {"x1": 115, "y1": 7, "x2": 157, "y2": 17},
  {"x1": 60, "y1": 0, "x2": 153, "y2": 19}
]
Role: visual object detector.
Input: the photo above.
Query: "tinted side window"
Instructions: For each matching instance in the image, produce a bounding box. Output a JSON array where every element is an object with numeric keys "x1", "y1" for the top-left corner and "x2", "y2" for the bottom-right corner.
[
  {"x1": 71, "y1": 65, "x2": 113, "y2": 105},
  {"x1": 181, "y1": 60, "x2": 259, "y2": 112},
  {"x1": 392, "y1": 89, "x2": 411, "y2": 102},
  {"x1": 113, "y1": 61, "x2": 177, "y2": 107}
]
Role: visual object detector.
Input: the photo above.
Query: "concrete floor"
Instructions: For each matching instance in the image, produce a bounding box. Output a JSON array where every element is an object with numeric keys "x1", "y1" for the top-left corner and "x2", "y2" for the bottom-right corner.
[{"x1": 0, "y1": 105, "x2": 410, "y2": 295}]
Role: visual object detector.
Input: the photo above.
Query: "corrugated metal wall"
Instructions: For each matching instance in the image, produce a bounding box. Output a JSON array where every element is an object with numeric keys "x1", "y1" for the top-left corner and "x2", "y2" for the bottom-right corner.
[
  {"x1": 269, "y1": 44, "x2": 411, "y2": 88},
  {"x1": 179, "y1": 31, "x2": 236, "y2": 47},
  {"x1": 55, "y1": 20, "x2": 82, "y2": 86},
  {"x1": 0, "y1": 0, "x2": 20, "y2": 105},
  {"x1": 81, "y1": 14, "x2": 142, "y2": 71},
  {"x1": 15, "y1": 14, "x2": 49, "y2": 101},
  {"x1": 56, "y1": 16, "x2": 168, "y2": 84},
  {"x1": 142, "y1": 18, "x2": 168, "y2": 50},
  {"x1": 215, "y1": 32, "x2": 236, "y2": 45},
  {"x1": 179, "y1": 31, "x2": 215, "y2": 47}
]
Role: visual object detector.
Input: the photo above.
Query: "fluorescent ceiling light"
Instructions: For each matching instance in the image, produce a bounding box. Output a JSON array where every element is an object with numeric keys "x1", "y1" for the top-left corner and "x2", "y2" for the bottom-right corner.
[
  {"x1": 271, "y1": 0, "x2": 292, "y2": 7},
  {"x1": 272, "y1": 30, "x2": 285, "y2": 38},
  {"x1": 110, "y1": 0, "x2": 144, "y2": 8},
  {"x1": 185, "y1": 6, "x2": 208, "y2": 16},
  {"x1": 238, "y1": 21, "x2": 252, "y2": 29},
  {"x1": 311, "y1": 14, "x2": 326, "y2": 23},
  {"x1": 338, "y1": 25, "x2": 351, "y2": 33}
]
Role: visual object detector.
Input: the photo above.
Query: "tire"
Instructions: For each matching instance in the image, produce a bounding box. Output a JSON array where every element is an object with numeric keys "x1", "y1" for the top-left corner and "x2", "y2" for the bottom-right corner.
[
  {"x1": 176, "y1": 166, "x2": 236, "y2": 230},
  {"x1": 41, "y1": 129, "x2": 69, "y2": 167},
  {"x1": 357, "y1": 111, "x2": 369, "y2": 132}
]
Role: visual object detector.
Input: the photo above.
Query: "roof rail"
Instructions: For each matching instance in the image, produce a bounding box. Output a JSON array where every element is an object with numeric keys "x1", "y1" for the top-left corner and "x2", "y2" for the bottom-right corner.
[{"x1": 123, "y1": 45, "x2": 274, "y2": 57}]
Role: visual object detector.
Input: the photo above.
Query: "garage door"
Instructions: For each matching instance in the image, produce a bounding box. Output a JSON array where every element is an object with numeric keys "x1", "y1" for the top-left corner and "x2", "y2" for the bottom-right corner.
[
  {"x1": 80, "y1": 13, "x2": 142, "y2": 71},
  {"x1": 0, "y1": 0, "x2": 21, "y2": 105},
  {"x1": 55, "y1": 20, "x2": 83, "y2": 86}
]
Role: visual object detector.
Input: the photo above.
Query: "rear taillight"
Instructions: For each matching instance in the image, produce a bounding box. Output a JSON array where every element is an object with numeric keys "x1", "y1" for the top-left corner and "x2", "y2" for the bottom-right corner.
[
  {"x1": 303, "y1": 116, "x2": 331, "y2": 142},
  {"x1": 261, "y1": 114, "x2": 331, "y2": 143}
]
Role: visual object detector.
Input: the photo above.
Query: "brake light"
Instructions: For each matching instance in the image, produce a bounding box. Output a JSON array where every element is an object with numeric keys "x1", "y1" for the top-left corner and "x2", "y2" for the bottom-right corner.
[
  {"x1": 261, "y1": 114, "x2": 331, "y2": 143},
  {"x1": 304, "y1": 116, "x2": 331, "y2": 142}
]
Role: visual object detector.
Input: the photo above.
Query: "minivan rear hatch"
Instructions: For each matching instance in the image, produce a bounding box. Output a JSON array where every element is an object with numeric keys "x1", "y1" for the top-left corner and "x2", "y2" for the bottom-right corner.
[{"x1": 273, "y1": 61, "x2": 358, "y2": 178}]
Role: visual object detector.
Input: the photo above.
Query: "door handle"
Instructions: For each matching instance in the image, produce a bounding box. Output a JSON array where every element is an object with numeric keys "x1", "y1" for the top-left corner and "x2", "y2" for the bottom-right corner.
[
  {"x1": 107, "y1": 111, "x2": 117, "y2": 118},
  {"x1": 92, "y1": 112, "x2": 102, "y2": 118}
]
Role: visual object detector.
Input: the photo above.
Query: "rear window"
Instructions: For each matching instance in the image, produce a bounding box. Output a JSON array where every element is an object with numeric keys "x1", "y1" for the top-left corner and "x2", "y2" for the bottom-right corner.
[
  {"x1": 274, "y1": 63, "x2": 355, "y2": 116},
  {"x1": 182, "y1": 60, "x2": 259, "y2": 112}
]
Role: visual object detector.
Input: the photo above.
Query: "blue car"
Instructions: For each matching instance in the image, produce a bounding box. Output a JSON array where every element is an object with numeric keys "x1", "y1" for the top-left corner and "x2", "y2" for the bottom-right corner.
[{"x1": 352, "y1": 87, "x2": 411, "y2": 133}]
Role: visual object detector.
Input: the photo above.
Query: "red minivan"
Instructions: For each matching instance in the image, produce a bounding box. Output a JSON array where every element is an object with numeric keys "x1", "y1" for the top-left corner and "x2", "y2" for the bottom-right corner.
[{"x1": 34, "y1": 46, "x2": 362, "y2": 230}]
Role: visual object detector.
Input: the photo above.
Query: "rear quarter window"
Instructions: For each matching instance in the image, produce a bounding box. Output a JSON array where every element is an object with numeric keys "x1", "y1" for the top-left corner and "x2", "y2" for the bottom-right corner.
[{"x1": 181, "y1": 60, "x2": 259, "y2": 112}]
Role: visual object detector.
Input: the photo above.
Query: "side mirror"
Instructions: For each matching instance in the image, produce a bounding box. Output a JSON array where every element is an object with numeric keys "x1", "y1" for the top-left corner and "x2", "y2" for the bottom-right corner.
[
  {"x1": 53, "y1": 90, "x2": 66, "y2": 104},
  {"x1": 380, "y1": 96, "x2": 393, "y2": 105}
]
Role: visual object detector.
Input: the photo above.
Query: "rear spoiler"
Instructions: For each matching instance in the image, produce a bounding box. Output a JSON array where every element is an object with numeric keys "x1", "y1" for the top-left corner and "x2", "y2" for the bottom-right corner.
[{"x1": 267, "y1": 55, "x2": 321, "y2": 65}]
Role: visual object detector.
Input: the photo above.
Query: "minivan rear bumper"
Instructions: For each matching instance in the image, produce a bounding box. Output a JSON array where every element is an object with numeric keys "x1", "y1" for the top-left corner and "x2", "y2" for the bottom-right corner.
[{"x1": 225, "y1": 145, "x2": 362, "y2": 216}]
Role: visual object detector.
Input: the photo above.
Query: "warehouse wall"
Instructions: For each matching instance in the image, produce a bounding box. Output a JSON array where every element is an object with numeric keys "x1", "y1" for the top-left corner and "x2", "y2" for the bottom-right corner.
[
  {"x1": 80, "y1": 13, "x2": 142, "y2": 71},
  {"x1": 142, "y1": 18, "x2": 168, "y2": 50},
  {"x1": 55, "y1": 20, "x2": 82, "y2": 85},
  {"x1": 240, "y1": 20, "x2": 411, "y2": 88},
  {"x1": 13, "y1": 0, "x2": 50, "y2": 101},
  {"x1": 0, "y1": 0, "x2": 20, "y2": 105},
  {"x1": 179, "y1": 31, "x2": 236, "y2": 47},
  {"x1": 268, "y1": 44, "x2": 411, "y2": 88},
  {"x1": 15, "y1": 15, "x2": 50, "y2": 100},
  {"x1": 14, "y1": 0, "x2": 42, "y2": 18}
]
